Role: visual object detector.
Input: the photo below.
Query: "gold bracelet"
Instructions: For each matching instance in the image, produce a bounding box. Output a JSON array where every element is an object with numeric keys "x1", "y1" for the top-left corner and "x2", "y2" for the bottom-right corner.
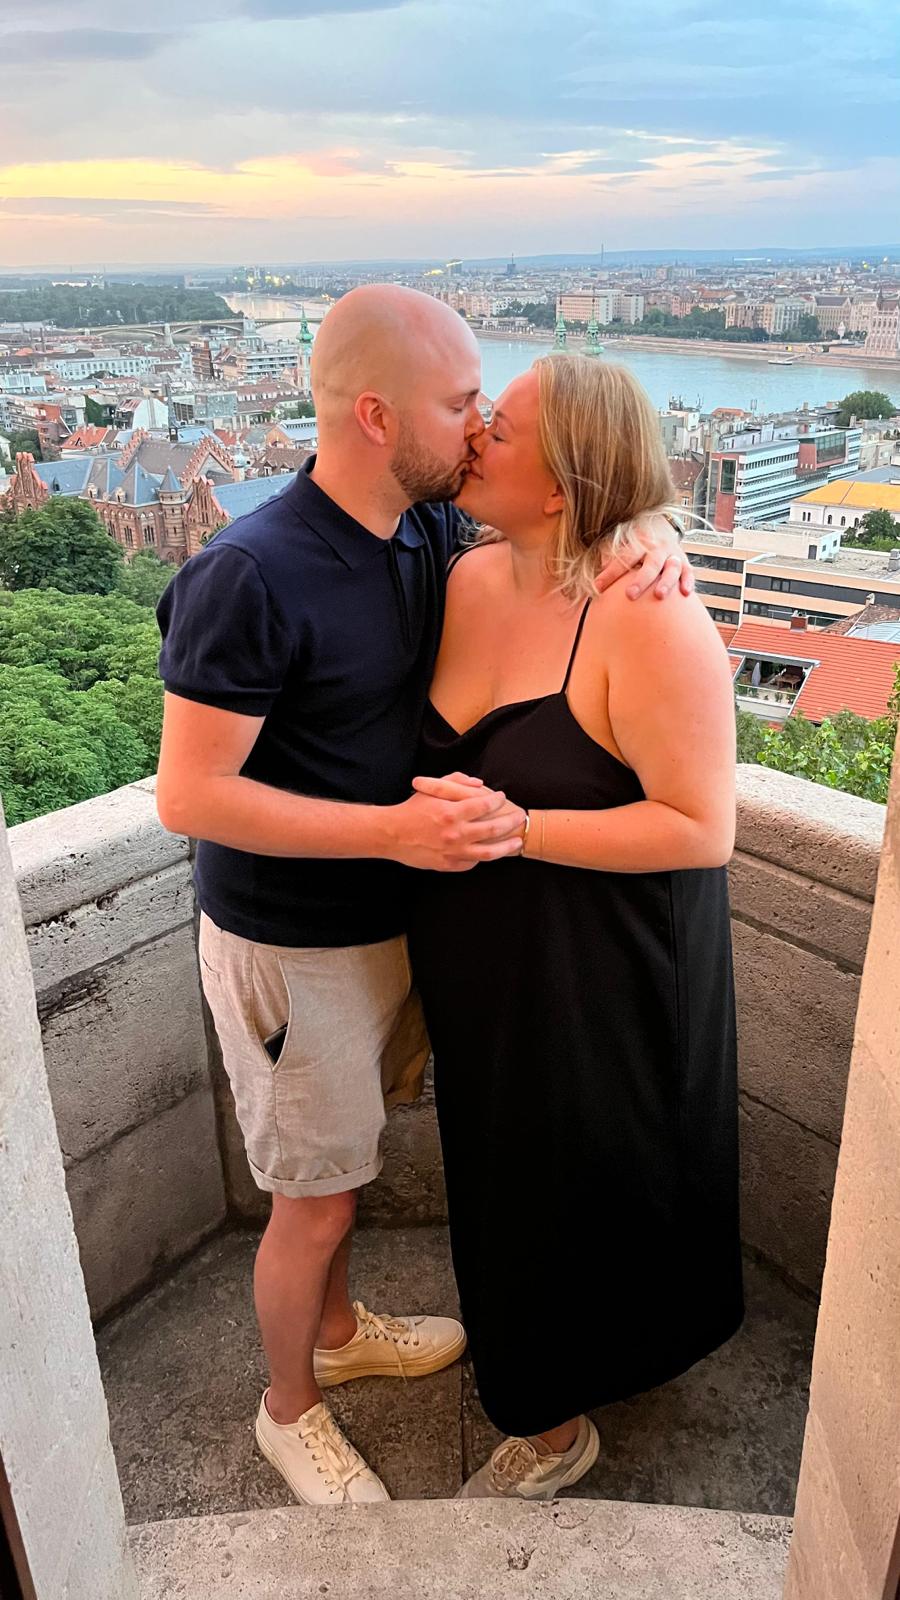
[{"x1": 520, "y1": 809, "x2": 531, "y2": 852}]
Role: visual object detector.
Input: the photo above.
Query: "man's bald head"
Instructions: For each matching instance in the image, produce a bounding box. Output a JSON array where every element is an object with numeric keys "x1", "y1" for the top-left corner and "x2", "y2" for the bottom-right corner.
[
  {"x1": 309, "y1": 283, "x2": 485, "y2": 506},
  {"x1": 311, "y1": 284, "x2": 480, "y2": 427}
]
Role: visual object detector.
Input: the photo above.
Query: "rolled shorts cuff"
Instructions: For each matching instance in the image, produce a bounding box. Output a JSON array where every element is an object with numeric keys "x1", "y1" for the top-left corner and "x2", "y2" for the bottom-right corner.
[{"x1": 247, "y1": 1152, "x2": 384, "y2": 1199}]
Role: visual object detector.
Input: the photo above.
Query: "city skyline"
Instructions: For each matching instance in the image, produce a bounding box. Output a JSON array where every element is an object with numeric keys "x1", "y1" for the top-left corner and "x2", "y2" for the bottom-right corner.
[{"x1": 1, "y1": 0, "x2": 899, "y2": 266}]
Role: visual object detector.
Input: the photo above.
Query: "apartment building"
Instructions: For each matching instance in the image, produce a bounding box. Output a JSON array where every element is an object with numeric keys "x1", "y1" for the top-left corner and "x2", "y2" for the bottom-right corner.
[
  {"x1": 706, "y1": 423, "x2": 862, "y2": 530},
  {"x1": 215, "y1": 340, "x2": 300, "y2": 384},
  {"x1": 556, "y1": 291, "x2": 645, "y2": 325},
  {"x1": 686, "y1": 535, "x2": 900, "y2": 630}
]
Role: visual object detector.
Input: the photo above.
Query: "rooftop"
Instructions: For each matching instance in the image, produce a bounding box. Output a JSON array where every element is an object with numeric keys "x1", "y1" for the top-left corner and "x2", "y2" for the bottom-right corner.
[
  {"x1": 728, "y1": 620, "x2": 900, "y2": 721},
  {"x1": 214, "y1": 473, "x2": 296, "y2": 519},
  {"x1": 794, "y1": 478, "x2": 900, "y2": 511}
]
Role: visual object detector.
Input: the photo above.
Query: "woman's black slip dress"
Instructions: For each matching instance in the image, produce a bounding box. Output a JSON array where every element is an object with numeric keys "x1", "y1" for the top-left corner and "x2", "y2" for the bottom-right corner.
[{"x1": 407, "y1": 595, "x2": 744, "y2": 1438}]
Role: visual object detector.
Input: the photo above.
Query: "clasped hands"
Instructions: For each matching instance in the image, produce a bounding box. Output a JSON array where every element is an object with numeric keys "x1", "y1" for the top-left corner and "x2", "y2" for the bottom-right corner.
[{"x1": 392, "y1": 772, "x2": 525, "y2": 873}]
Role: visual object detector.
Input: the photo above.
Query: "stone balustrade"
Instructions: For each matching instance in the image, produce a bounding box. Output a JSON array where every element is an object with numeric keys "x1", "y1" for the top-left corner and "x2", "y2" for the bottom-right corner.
[{"x1": 8, "y1": 765, "x2": 886, "y2": 1320}]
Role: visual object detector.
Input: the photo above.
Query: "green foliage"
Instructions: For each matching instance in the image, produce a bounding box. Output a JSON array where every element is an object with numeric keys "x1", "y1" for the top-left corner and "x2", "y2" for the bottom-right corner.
[
  {"x1": 0, "y1": 284, "x2": 233, "y2": 328},
  {"x1": 841, "y1": 508, "x2": 900, "y2": 550},
  {"x1": 6, "y1": 430, "x2": 42, "y2": 461},
  {"x1": 0, "y1": 497, "x2": 123, "y2": 594},
  {"x1": 835, "y1": 390, "x2": 897, "y2": 428},
  {"x1": 116, "y1": 550, "x2": 175, "y2": 608},
  {"x1": 736, "y1": 679, "x2": 899, "y2": 805},
  {"x1": 505, "y1": 301, "x2": 556, "y2": 328},
  {"x1": 84, "y1": 394, "x2": 111, "y2": 427},
  {"x1": 628, "y1": 307, "x2": 768, "y2": 340},
  {"x1": 0, "y1": 589, "x2": 163, "y2": 825},
  {"x1": 276, "y1": 400, "x2": 316, "y2": 419},
  {"x1": 792, "y1": 313, "x2": 821, "y2": 341}
]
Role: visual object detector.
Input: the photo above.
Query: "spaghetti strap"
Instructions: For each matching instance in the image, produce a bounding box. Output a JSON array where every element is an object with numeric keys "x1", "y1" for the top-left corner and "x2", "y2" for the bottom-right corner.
[
  {"x1": 561, "y1": 600, "x2": 592, "y2": 693},
  {"x1": 447, "y1": 542, "x2": 480, "y2": 576}
]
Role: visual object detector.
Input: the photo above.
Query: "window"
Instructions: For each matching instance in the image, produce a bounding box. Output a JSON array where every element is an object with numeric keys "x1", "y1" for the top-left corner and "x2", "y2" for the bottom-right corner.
[
  {"x1": 826, "y1": 514, "x2": 832, "y2": 525},
  {"x1": 143, "y1": 525, "x2": 156, "y2": 545},
  {"x1": 124, "y1": 528, "x2": 134, "y2": 548},
  {"x1": 696, "y1": 578, "x2": 740, "y2": 599},
  {"x1": 808, "y1": 545, "x2": 816, "y2": 560},
  {"x1": 720, "y1": 460, "x2": 737, "y2": 494}
]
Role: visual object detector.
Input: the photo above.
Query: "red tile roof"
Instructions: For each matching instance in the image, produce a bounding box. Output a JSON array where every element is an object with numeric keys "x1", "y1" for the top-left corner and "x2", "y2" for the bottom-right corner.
[
  {"x1": 61, "y1": 426, "x2": 110, "y2": 451},
  {"x1": 668, "y1": 457, "x2": 702, "y2": 493},
  {"x1": 716, "y1": 622, "x2": 738, "y2": 648},
  {"x1": 727, "y1": 621, "x2": 899, "y2": 723}
]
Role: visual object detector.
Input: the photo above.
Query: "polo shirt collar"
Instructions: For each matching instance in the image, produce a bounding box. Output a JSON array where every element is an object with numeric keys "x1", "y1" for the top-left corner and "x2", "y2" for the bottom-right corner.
[{"x1": 287, "y1": 457, "x2": 425, "y2": 569}]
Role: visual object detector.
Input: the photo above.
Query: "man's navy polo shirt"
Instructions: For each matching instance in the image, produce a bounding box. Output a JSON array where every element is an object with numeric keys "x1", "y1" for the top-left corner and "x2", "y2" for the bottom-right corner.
[{"x1": 157, "y1": 461, "x2": 459, "y2": 946}]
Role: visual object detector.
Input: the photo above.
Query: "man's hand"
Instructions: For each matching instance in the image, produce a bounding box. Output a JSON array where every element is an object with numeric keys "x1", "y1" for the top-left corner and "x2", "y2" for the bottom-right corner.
[
  {"x1": 597, "y1": 519, "x2": 694, "y2": 601},
  {"x1": 387, "y1": 772, "x2": 526, "y2": 871}
]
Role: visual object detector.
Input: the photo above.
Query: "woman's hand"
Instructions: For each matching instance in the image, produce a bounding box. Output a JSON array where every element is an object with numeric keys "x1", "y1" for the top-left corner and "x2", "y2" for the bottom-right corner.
[
  {"x1": 597, "y1": 523, "x2": 694, "y2": 601},
  {"x1": 411, "y1": 772, "x2": 527, "y2": 860}
]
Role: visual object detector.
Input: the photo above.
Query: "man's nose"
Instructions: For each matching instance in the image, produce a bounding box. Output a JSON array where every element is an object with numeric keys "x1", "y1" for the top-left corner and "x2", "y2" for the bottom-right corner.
[{"x1": 465, "y1": 399, "x2": 488, "y2": 440}]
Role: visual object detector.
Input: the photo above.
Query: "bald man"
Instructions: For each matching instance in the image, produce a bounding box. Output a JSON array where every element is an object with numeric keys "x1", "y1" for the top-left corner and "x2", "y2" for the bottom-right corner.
[{"x1": 155, "y1": 285, "x2": 690, "y2": 1506}]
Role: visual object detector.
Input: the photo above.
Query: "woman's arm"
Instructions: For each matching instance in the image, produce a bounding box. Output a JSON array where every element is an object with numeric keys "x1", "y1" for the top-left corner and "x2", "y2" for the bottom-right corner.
[{"x1": 526, "y1": 593, "x2": 736, "y2": 871}]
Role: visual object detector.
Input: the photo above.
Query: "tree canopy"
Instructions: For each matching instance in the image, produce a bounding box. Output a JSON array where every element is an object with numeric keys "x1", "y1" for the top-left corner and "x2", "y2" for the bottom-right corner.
[
  {"x1": 835, "y1": 390, "x2": 897, "y2": 428},
  {"x1": 0, "y1": 589, "x2": 163, "y2": 825},
  {"x1": 736, "y1": 686, "x2": 899, "y2": 805},
  {"x1": 842, "y1": 508, "x2": 900, "y2": 550},
  {"x1": 0, "y1": 283, "x2": 233, "y2": 328},
  {"x1": 6, "y1": 431, "x2": 43, "y2": 461},
  {"x1": 0, "y1": 496, "x2": 124, "y2": 594},
  {"x1": 116, "y1": 550, "x2": 176, "y2": 609}
]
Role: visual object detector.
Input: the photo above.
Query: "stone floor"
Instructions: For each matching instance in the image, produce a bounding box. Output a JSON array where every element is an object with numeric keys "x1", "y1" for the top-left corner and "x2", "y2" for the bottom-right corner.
[{"x1": 97, "y1": 1225, "x2": 816, "y2": 1525}]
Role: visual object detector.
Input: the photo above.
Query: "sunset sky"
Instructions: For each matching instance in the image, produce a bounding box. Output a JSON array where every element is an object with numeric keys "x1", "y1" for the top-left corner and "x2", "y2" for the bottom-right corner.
[{"x1": 1, "y1": 0, "x2": 898, "y2": 267}]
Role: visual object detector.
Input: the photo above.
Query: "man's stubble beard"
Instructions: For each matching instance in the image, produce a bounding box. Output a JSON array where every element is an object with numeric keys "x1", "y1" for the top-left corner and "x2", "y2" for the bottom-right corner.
[{"x1": 390, "y1": 414, "x2": 469, "y2": 503}]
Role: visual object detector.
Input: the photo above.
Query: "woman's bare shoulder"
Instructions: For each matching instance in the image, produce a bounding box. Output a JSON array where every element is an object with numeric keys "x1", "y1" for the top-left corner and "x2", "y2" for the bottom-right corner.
[
  {"x1": 447, "y1": 538, "x2": 510, "y2": 596},
  {"x1": 598, "y1": 580, "x2": 725, "y2": 661}
]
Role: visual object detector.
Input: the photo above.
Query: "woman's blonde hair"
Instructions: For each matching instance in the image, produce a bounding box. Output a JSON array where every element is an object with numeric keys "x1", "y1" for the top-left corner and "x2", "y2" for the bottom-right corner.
[{"x1": 532, "y1": 353, "x2": 678, "y2": 599}]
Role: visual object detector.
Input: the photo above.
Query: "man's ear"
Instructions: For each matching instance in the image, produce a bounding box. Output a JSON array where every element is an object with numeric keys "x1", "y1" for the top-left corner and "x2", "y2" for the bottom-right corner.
[{"x1": 355, "y1": 391, "x2": 391, "y2": 446}]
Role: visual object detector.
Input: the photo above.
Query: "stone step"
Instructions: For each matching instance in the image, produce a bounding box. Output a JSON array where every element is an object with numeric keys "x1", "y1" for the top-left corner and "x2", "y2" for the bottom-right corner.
[
  {"x1": 97, "y1": 1225, "x2": 814, "y2": 1525},
  {"x1": 129, "y1": 1499, "x2": 792, "y2": 1599}
]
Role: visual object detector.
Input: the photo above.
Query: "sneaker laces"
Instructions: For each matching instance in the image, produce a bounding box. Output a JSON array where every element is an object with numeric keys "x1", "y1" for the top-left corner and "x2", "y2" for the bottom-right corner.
[
  {"x1": 303, "y1": 1407, "x2": 370, "y2": 1496},
  {"x1": 488, "y1": 1437, "x2": 545, "y2": 1494},
  {"x1": 353, "y1": 1300, "x2": 421, "y2": 1375}
]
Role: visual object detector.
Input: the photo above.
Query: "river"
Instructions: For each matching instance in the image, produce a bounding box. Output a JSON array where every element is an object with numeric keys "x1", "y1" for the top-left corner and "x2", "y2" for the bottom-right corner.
[{"x1": 225, "y1": 293, "x2": 897, "y2": 416}]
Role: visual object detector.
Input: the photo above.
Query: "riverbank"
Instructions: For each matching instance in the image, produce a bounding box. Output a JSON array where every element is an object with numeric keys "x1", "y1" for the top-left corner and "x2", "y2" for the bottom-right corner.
[{"x1": 477, "y1": 326, "x2": 900, "y2": 372}]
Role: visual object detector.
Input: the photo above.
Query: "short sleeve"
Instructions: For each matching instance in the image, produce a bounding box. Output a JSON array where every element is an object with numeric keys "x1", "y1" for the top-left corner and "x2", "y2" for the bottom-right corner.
[{"x1": 157, "y1": 543, "x2": 294, "y2": 717}]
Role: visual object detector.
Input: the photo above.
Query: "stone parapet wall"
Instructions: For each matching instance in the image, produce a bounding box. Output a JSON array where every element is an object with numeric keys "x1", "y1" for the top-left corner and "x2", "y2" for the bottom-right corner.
[
  {"x1": 9, "y1": 766, "x2": 887, "y2": 1316},
  {"x1": 730, "y1": 765, "x2": 885, "y2": 1295},
  {"x1": 8, "y1": 778, "x2": 226, "y2": 1320}
]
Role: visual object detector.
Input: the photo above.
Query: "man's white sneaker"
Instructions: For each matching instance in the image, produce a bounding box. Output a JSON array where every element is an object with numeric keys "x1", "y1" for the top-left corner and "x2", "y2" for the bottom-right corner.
[
  {"x1": 313, "y1": 1300, "x2": 466, "y2": 1388},
  {"x1": 255, "y1": 1393, "x2": 389, "y2": 1505},
  {"x1": 457, "y1": 1415, "x2": 600, "y2": 1500}
]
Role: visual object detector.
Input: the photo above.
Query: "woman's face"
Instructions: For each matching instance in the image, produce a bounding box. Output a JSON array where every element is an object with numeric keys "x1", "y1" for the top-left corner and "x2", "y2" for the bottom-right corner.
[{"x1": 454, "y1": 370, "x2": 561, "y2": 536}]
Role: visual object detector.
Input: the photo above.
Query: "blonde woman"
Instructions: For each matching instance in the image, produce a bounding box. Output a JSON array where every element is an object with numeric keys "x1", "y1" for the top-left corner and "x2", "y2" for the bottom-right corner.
[{"x1": 408, "y1": 355, "x2": 743, "y2": 1500}]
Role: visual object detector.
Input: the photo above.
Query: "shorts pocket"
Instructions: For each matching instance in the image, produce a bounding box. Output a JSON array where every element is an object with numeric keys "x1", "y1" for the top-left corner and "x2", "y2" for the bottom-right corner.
[{"x1": 246, "y1": 944, "x2": 294, "y2": 1073}]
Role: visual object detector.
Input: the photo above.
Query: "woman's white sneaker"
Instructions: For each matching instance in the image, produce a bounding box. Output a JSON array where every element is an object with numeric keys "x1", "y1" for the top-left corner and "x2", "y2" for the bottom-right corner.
[
  {"x1": 313, "y1": 1300, "x2": 467, "y2": 1388},
  {"x1": 255, "y1": 1393, "x2": 389, "y2": 1505},
  {"x1": 457, "y1": 1415, "x2": 600, "y2": 1500}
]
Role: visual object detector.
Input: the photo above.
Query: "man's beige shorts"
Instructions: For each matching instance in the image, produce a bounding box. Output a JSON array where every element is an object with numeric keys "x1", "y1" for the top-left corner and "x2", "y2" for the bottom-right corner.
[{"x1": 198, "y1": 913, "x2": 430, "y2": 1198}]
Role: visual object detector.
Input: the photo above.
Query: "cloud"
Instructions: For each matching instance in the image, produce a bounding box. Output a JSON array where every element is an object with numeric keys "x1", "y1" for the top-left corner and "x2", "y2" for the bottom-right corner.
[
  {"x1": 0, "y1": 196, "x2": 232, "y2": 217},
  {"x1": 0, "y1": 29, "x2": 171, "y2": 63},
  {"x1": 240, "y1": 0, "x2": 411, "y2": 15},
  {"x1": 0, "y1": 0, "x2": 897, "y2": 260}
]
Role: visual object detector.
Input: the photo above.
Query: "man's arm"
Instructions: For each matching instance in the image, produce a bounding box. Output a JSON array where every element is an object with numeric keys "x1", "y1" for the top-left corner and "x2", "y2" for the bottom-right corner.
[{"x1": 156, "y1": 693, "x2": 525, "y2": 873}]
